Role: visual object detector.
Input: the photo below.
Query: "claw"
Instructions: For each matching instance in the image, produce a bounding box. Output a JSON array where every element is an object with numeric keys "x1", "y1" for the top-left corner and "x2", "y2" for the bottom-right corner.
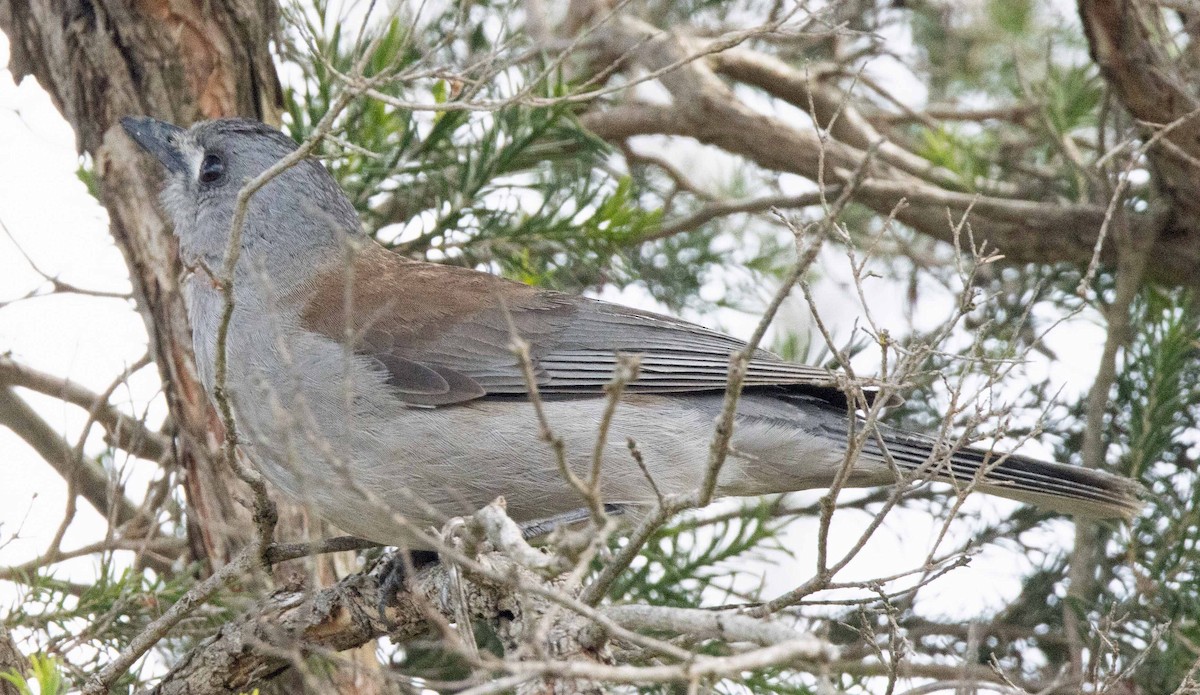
[{"x1": 376, "y1": 549, "x2": 440, "y2": 621}]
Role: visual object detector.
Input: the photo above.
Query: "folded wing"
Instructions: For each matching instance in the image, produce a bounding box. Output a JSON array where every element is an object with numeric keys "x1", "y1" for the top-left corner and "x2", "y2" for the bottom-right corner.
[{"x1": 296, "y1": 243, "x2": 842, "y2": 407}]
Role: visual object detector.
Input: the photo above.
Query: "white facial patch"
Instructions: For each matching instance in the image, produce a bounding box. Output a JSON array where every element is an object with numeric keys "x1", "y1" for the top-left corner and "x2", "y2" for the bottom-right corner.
[{"x1": 179, "y1": 137, "x2": 206, "y2": 184}]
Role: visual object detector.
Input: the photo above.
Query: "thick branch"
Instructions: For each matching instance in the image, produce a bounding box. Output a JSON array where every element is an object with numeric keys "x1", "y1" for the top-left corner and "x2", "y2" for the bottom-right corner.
[
  {"x1": 149, "y1": 553, "x2": 843, "y2": 695},
  {"x1": 0, "y1": 356, "x2": 169, "y2": 461},
  {"x1": 580, "y1": 15, "x2": 1200, "y2": 285},
  {"x1": 581, "y1": 104, "x2": 1145, "y2": 270},
  {"x1": 708, "y1": 48, "x2": 1001, "y2": 195},
  {"x1": 150, "y1": 497, "x2": 842, "y2": 695},
  {"x1": 0, "y1": 0, "x2": 286, "y2": 567},
  {"x1": 0, "y1": 626, "x2": 25, "y2": 695},
  {"x1": 0, "y1": 386, "x2": 138, "y2": 525},
  {"x1": 1081, "y1": 0, "x2": 1200, "y2": 238},
  {"x1": 150, "y1": 553, "x2": 598, "y2": 695}
]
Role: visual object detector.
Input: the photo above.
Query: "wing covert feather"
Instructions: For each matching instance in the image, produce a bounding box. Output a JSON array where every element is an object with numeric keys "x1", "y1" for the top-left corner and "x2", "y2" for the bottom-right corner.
[{"x1": 295, "y1": 244, "x2": 838, "y2": 406}]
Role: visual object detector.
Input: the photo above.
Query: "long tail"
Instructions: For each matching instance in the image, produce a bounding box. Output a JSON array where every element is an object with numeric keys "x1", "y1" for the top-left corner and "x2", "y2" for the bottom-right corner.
[{"x1": 859, "y1": 425, "x2": 1145, "y2": 520}]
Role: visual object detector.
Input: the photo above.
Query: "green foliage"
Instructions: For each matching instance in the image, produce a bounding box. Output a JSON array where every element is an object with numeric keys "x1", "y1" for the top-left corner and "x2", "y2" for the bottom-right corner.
[
  {"x1": 391, "y1": 628, "x2": 504, "y2": 685},
  {"x1": 729, "y1": 668, "x2": 817, "y2": 695},
  {"x1": 19, "y1": 0, "x2": 1197, "y2": 691},
  {"x1": 0, "y1": 653, "x2": 66, "y2": 695},
  {"x1": 277, "y1": 2, "x2": 777, "y2": 310},
  {"x1": 1033, "y1": 63, "x2": 1102, "y2": 138},
  {"x1": 915, "y1": 126, "x2": 998, "y2": 191},
  {"x1": 214, "y1": 0, "x2": 1200, "y2": 690},
  {"x1": 607, "y1": 502, "x2": 791, "y2": 608},
  {"x1": 1110, "y1": 289, "x2": 1200, "y2": 692},
  {"x1": 909, "y1": 0, "x2": 1085, "y2": 99},
  {"x1": 75, "y1": 161, "x2": 99, "y2": 201},
  {"x1": 5, "y1": 555, "x2": 229, "y2": 685},
  {"x1": 900, "y1": 0, "x2": 1106, "y2": 205},
  {"x1": 605, "y1": 501, "x2": 819, "y2": 693},
  {"x1": 900, "y1": 285, "x2": 1200, "y2": 691},
  {"x1": 987, "y1": 0, "x2": 1034, "y2": 35}
]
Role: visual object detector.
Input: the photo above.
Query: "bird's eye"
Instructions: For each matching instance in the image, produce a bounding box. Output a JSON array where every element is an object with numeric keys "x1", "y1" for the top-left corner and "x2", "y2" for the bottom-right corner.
[{"x1": 199, "y1": 154, "x2": 225, "y2": 184}]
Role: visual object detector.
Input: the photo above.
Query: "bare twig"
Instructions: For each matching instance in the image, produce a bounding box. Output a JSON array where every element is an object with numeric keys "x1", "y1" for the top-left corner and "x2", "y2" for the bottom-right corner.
[
  {"x1": 0, "y1": 216, "x2": 132, "y2": 301},
  {"x1": 643, "y1": 191, "x2": 835, "y2": 242},
  {"x1": 603, "y1": 604, "x2": 834, "y2": 652},
  {"x1": 0, "y1": 537, "x2": 186, "y2": 584},
  {"x1": 82, "y1": 545, "x2": 263, "y2": 695},
  {"x1": 263, "y1": 536, "x2": 381, "y2": 565},
  {"x1": 0, "y1": 354, "x2": 164, "y2": 461}
]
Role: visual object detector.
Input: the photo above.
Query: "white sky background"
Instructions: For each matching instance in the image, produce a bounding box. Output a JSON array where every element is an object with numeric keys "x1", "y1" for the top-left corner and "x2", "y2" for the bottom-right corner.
[
  {"x1": 0, "y1": 0, "x2": 1114, "y2": 673},
  {"x1": 0, "y1": 37, "x2": 167, "y2": 585}
]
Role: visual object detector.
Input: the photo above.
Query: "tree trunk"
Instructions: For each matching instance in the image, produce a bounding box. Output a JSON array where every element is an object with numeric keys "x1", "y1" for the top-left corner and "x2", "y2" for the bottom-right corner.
[{"x1": 0, "y1": 0, "x2": 282, "y2": 566}]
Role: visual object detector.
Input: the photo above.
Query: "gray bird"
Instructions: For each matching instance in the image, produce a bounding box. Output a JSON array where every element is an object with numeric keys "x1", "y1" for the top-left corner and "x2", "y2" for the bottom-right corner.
[{"x1": 121, "y1": 116, "x2": 1142, "y2": 546}]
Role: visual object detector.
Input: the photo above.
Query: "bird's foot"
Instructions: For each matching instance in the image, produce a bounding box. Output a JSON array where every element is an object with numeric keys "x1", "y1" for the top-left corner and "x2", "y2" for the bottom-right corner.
[{"x1": 376, "y1": 549, "x2": 439, "y2": 620}]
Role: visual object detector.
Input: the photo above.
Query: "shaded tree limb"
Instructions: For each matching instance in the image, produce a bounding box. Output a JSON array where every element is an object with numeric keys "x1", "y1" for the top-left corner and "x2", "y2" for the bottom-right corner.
[
  {"x1": 1081, "y1": 0, "x2": 1200, "y2": 240},
  {"x1": 643, "y1": 190, "x2": 834, "y2": 241},
  {"x1": 575, "y1": 13, "x2": 1200, "y2": 284},
  {"x1": 0, "y1": 626, "x2": 26, "y2": 695},
  {"x1": 0, "y1": 386, "x2": 139, "y2": 526},
  {"x1": 0, "y1": 0, "x2": 283, "y2": 568},
  {"x1": 707, "y1": 47, "x2": 1018, "y2": 197},
  {"x1": 147, "y1": 549, "x2": 838, "y2": 695},
  {"x1": 0, "y1": 355, "x2": 169, "y2": 462}
]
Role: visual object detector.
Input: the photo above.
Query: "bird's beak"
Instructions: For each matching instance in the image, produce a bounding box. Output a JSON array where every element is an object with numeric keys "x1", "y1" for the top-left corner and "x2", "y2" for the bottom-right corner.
[{"x1": 120, "y1": 116, "x2": 188, "y2": 175}]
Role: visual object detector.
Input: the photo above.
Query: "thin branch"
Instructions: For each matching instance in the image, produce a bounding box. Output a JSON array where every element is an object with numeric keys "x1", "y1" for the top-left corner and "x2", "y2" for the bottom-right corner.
[
  {"x1": 0, "y1": 537, "x2": 186, "y2": 584},
  {"x1": 873, "y1": 104, "x2": 1040, "y2": 125},
  {"x1": 495, "y1": 638, "x2": 831, "y2": 684},
  {"x1": 643, "y1": 191, "x2": 835, "y2": 242},
  {"x1": 82, "y1": 545, "x2": 264, "y2": 695},
  {"x1": 0, "y1": 216, "x2": 132, "y2": 301},
  {"x1": 263, "y1": 536, "x2": 381, "y2": 565},
  {"x1": 0, "y1": 386, "x2": 139, "y2": 526},
  {"x1": 0, "y1": 355, "x2": 167, "y2": 461},
  {"x1": 603, "y1": 604, "x2": 833, "y2": 651}
]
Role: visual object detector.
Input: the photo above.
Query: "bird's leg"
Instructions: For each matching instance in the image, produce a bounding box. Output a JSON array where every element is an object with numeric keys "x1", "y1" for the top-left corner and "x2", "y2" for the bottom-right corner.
[{"x1": 377, "y1": 548, "x2": 440, "y2": 617}]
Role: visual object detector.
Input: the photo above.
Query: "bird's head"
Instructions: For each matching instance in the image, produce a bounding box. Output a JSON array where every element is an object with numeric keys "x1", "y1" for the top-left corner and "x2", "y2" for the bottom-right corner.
[{"x1": 121, "y1": 117, "x2": 360, "y2": 273}]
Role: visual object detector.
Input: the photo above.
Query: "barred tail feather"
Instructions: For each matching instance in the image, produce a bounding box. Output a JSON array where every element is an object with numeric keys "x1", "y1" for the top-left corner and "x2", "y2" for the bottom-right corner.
[{"x1": 862, "y1": 429, "x2": 1145, "y2": 520}]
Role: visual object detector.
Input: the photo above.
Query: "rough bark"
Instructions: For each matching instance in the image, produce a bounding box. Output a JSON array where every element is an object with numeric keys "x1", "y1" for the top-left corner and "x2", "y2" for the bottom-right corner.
[
  {"x1": 0, "y1": 0, "x2": 282, "y2": 566},
  {"x1": 0, "y1": 7, "x2": 362, "y2": 687},
  {"x1": 1081, "y1": 0, "x2": 1200, "y2": 244},
  {"x1": 0, "y1": 626, "x2": 25, "y2": 695},
  {"x1": 572, "y1": 12, "x2": 1200, "y2": 286},
  {"x1": 150, "y1": 553, "x2": 612, "y2": 695}
]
